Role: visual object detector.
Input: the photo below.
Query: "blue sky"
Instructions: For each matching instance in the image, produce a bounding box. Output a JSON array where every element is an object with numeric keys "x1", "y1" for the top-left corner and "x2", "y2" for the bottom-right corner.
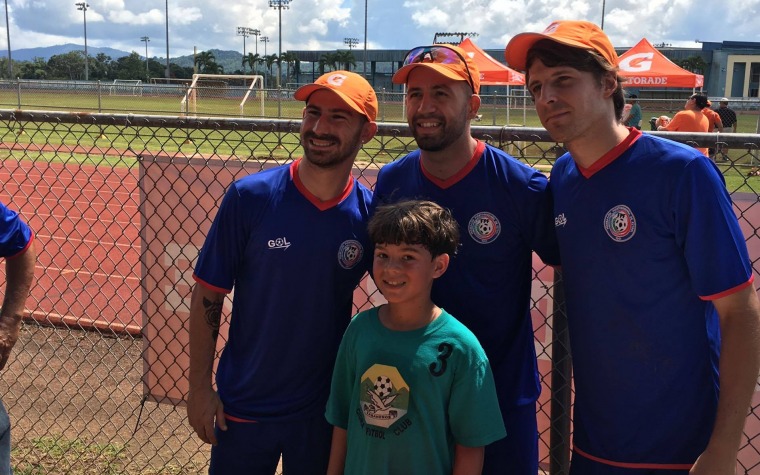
[{"x1": 1, "y1": 0, "x2": 758, "y2": 61}]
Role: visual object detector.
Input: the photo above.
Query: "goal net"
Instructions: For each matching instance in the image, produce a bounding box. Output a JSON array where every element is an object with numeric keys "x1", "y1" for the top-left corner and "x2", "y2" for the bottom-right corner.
[
  {"x1": 180, "y1": 74, "x2": 265, "y2": 117},
  {"x1": 108, "y1": 79, "x2": 143, "y2": 96}
]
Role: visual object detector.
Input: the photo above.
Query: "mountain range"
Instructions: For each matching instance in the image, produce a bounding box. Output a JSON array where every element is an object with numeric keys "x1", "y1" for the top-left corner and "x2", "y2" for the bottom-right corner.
[{"x1": 2, "y1": 44, "x2": 246, "y2": 73}]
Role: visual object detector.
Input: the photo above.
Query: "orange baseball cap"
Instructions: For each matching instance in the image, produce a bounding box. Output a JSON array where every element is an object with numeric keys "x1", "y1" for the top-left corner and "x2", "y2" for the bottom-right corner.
[
  {"x1": 294, "y1": 70, "x2": 378, "y2": 122},
  {"x1": 504, "y1": 20, "x2": 618, "y2": 72},
  {"x1": 392, "y1": 44, "x2": 480, "y2": 94}
]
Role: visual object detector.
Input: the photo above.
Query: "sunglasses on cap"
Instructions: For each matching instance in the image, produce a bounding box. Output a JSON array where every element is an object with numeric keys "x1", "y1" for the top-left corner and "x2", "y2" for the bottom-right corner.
[{"x1": 402, "y1": 45, "x2": 476, "y2": 93}]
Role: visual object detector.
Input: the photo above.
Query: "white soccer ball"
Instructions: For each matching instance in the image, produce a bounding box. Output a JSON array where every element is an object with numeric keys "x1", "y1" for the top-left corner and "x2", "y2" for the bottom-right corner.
[{"x1": 374, "y1": 376, "x2": 393, "y2": 398}]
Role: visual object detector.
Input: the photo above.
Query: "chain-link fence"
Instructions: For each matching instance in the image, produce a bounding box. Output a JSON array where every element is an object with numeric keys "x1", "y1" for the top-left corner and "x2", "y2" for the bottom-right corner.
[
  {"x1": 3, "y1": 79, "x2": 758, "y2": 132},
  {"x1": 0, "y1": 110, "x2": 759, "y2": 474}
]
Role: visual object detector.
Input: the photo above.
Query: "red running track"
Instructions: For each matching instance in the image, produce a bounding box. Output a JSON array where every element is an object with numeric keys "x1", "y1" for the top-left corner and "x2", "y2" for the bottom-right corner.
[{"x1": 0, "y1": 159, "x2": 141, "y2": 336}]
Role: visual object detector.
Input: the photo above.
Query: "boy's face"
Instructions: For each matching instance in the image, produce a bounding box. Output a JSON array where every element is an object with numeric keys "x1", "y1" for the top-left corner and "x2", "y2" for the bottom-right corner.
[
  {"x1": 373, "y1": 242, "x2": 448, "y2": 305},
  {"x1": 527, "y1": 58, "x2": 615, "y2": 146}
]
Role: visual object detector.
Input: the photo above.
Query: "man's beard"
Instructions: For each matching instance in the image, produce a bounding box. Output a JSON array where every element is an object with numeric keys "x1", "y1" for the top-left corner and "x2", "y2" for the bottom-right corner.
[
  {"x1": 410, "y1": 111, "x2": 469, "y2": 152},
  {"x1": 301, "y1": 129, "x2": 362, "y2": 169}
]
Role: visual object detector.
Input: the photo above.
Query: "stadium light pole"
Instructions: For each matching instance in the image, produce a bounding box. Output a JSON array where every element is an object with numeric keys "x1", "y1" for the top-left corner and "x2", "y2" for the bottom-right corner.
[
  {"x1": 75, "y1": 2, "x2": 89, "y2": 81},
  {"x1": 251, "y1": 28, "x2": 261, "y2": 56},
  {"x1": 165, "y1": 0, "x2": 170, "y2": 78},
  {"x1": 601, "y1": 0, "x2": 606, "y2": 29},
  {"x1": 363, "y1": 0, "x2": 368, "y2": 78},
  {"x1": 141, "y1": 36, "x2": 150, "y2": 80},
  {"x1": 268, "y1": 0, "x2": 290, "y2": 90},
  {"x1": 237, "y1": 26, "x2": 255, "y2": 73},
  {"x1": 344, "y1": 37, "x2": 359, "y2": 50},
  {"x1": 260, "y1": 36, "x2": 269, "y2": 87},
  {"x1": 4, "y1": 0, "x2": 11, "y2": 78}
]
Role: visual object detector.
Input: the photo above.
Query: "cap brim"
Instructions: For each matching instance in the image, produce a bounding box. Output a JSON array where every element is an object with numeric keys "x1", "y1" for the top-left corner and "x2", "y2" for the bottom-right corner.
[
  {"x1": 505, "y1": 32, "x2": 594, "y2": 72},
  {"x1": 294, "y1": 84, "x2": 370, "y2": 120},
  {"x1": 392, "y1": 63, "x2": 467, "y2": 85}
]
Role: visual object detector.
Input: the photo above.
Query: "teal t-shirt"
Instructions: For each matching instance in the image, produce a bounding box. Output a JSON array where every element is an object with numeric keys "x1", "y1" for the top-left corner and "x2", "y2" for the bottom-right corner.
[{"x1": 326, "y1": 307, "x2": 506, "y2": 475}]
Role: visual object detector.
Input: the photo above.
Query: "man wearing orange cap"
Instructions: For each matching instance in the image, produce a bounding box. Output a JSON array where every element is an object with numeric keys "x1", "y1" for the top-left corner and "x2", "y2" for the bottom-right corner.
[
  {"x1": 373, "y1": 44, "x2": 559, "y2": 475},
  {"x1": 506, "y1": 20, "x2": 760, "y2": 475},
  {"x1": 187, "y1": 70, "x2": 378, "y2": 475}
]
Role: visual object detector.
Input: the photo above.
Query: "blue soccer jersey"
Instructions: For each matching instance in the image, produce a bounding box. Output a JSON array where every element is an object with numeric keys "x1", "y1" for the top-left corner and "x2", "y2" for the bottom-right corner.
[
  {"x1": 193, "y1": 160, "x2": 372, "y2": 422},
  {"x1": 550, "y1": 128, "x2": 753, "y2": 468},
  {"x1": 0, "y1": 202, "x2": 33, "y2": 258},
  {"x1": 374, "y1": 141, "x2": 559, "y2": 407}
]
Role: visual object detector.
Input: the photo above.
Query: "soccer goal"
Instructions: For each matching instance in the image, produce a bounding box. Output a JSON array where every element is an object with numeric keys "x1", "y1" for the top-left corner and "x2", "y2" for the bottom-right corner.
[
  {"x1": 108, "y1": 79, "x2": 143, "y2": 96},
  {"x1": 180, "y1": 74, "x2": 265, "y2": 117}
]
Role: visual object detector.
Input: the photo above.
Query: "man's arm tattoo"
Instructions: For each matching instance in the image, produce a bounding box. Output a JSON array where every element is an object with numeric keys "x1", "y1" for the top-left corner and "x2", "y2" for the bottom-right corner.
[{"x1": 202, "y1": 296, "x2": 223, "y2": 341}]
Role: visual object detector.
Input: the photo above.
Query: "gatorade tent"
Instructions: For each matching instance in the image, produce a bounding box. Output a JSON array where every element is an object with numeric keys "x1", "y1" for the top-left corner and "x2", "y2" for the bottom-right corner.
[
  {"x1": 458, "y1": 37, "x2": 525, "y2": 85},
  {"x1": 617, "y1": 38, "x2": 704, "y2": 89}
]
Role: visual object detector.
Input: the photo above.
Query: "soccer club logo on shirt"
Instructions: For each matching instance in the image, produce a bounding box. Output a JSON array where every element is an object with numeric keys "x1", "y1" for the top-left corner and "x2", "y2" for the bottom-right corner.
[
  {"x1": 603, "y1": 205, "x2": 637, "y2": 242},
  {"x1": 468, "y1": 212, "x2": 501, "y2": 244},
  {"x1": 338, "y1": 239, "x2": 364, "y2": 269},
  {"x1": 359, "y1": 364, "x2": 410, "y2": 438}
]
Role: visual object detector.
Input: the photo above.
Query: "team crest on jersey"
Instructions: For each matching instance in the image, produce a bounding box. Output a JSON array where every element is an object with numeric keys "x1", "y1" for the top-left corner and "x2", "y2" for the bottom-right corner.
[
  {"x1": 338, "y1": 239, "x2": 363, "y2": 269},
  {"x1": 468, "y1": 212, "x2": 501, "y2": 244},
  {"x1": 604, "y1": 205, "x2": 637, "y2": 242},
  {"x1": 360, "y1": 364, "x2": 409, "y2": 429}
]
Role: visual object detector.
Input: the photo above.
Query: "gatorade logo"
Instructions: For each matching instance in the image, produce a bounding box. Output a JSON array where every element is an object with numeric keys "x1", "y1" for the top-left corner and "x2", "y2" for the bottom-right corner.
[
  {"x1": 619, "y1": 53, "x2": 654, "y2": 72},
  {"x1": 327, "y1": 73, "x2": 348, "y2": 87}
]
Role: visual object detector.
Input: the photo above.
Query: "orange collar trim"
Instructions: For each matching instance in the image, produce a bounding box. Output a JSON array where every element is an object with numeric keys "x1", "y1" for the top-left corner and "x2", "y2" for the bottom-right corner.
[
  {"x1": 579, "y1": 127, "x2": 643, "y2": 179},
  {"x1": 291, "y1": 159, "x2": 354, "y2": 211},
  {"x1": 421, "y1": 140, "x2": 485, "y2": 189}
]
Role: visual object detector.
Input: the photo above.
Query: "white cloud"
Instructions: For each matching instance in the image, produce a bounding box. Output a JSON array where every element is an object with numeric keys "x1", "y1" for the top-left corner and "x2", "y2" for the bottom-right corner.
[{"x1": 0, "y1": 0, "x2": 758, "y2": 56}]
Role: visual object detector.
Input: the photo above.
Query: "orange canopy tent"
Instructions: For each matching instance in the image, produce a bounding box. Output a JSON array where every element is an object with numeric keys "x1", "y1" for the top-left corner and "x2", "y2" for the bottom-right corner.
[
  {"x1": 617, "y1": 38, "x2": 704, "y2": 89},
  {"x1": 458, "y1": 37, "x2": 525, "y2": 86}
]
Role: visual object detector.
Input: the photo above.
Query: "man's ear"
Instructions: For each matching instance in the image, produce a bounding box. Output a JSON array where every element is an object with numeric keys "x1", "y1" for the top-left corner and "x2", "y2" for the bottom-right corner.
[
  {"x1": 601, "y1": 72, "x2": 618, "y2": 98},
  {"x1": 360, "y1": 120, "x2": 379, "y2": 144},
  {"x1": 467, "y1": 94, "x2": 482, "y2": 120}
]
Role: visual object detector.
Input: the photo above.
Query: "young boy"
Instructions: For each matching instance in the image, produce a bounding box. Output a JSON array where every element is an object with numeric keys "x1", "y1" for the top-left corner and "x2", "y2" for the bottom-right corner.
[{"x1": 325, "y1": 200, "x2": 506, "y2": 475}]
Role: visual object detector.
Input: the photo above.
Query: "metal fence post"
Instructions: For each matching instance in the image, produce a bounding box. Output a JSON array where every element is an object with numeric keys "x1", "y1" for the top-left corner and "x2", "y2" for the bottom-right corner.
[
  {"x1": 549, "y1": 268, "x2": 571, "y2": 475},
  {"x1": 492, "y1": 91, "x2": 497, "y2": 126},
  {"x1": 97, "y1": 80, "x2": 102, "y2": 113},
  {"x1": 16, "y1": 77, "x2": 20, "y2": 109}
]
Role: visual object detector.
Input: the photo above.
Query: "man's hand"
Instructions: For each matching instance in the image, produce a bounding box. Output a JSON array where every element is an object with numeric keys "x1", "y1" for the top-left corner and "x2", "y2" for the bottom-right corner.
[
  {"x1": 187, "y1": 385, "x2": 227, "y2": 445},
  {"x1": 0, "y1": 314, "x2": 21, "y2": 370}
]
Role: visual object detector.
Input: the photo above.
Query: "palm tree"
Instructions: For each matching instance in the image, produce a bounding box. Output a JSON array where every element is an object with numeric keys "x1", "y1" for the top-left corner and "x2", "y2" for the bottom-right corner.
[
  {"x1": 319, "y1": 52, "x2": 339, "y2": 73},
  {"x1": 195, "y1": 51, "x2": 223, "y2": 74},
  {"x1": 243, "y1": 52, "x2": 262, "y2": 75},
  {"x1": 264, "y1": 54, "x2": 278, "y2": 82},
  {"x1": 280, "y1": 51, "x2": 299, "y2": 84},
  {"x1": 334, "y1": 50, "x2": 356, "y2": 72}
]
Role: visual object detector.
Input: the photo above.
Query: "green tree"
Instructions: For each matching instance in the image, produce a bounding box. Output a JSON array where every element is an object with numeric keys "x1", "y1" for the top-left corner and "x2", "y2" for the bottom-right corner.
[
  {"x1": 195, "y1": 51, "x2": 223, "y2": 74},
  {"x1": 47, "y1": 51, "x2": 87, "y2": 79},
  {"x1": 17, "y1": 57, "x2": 48, "y2": 79},
  {"x1": 334, "y1": 50, "x2": 356, "y2": 72},
  {"x1": 264, "y1": 54, "x2": 278, "y2": 80},
  {"x1": 673, "y1": 56, "x2": 707, "y2": 74},
  {"x1": 243, "y1": 52, "x2": 262, "y2": 75},
  {"x1": 319, "y1": 52, "x2": 339, "y2": 73},
  {"x1": 113, "y1": 52, "x2": 146, "y2": 80},
  {"x1": 280, "y1": 51, "x2": 299, "y2": 83},
  {"x1": 89, "y1": 53, "x2": 114, "y2": 81}
]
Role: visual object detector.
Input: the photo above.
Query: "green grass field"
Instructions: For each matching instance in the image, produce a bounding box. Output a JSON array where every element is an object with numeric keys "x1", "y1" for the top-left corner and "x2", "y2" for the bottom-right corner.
[{"x1": 0, "y1": 87, "x2": 758, "y2": 191}]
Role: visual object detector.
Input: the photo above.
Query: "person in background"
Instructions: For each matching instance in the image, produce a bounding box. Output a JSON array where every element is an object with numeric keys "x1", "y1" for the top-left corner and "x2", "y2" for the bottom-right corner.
[
  {"x1": 187, "y1": 70, "x2": 378, "y2": 475},
  {"x1": 715, "y1": 98, "x2": 738, "y2": 160},
  {"x1": 624, "y1": 93, "x2": 642, "y2": 129},
  {"x1": 506, "y1": 19, "x2": 760, "y2": 475},
  {"x1": 373, "y1": 43, "x2": 559, "y2": 475},
  {"x1": 0, "y1": 201, "x2": 36, "y2": 474},
  {"x1": 658, "y1": 93, "x2": 710, "y2": 156},
  {"x1": 702, "y1": 100, "x2": 723, "y2": 159},
  {"x1": 326, "y1": 200, "x2": 506, "y2": 475}
]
